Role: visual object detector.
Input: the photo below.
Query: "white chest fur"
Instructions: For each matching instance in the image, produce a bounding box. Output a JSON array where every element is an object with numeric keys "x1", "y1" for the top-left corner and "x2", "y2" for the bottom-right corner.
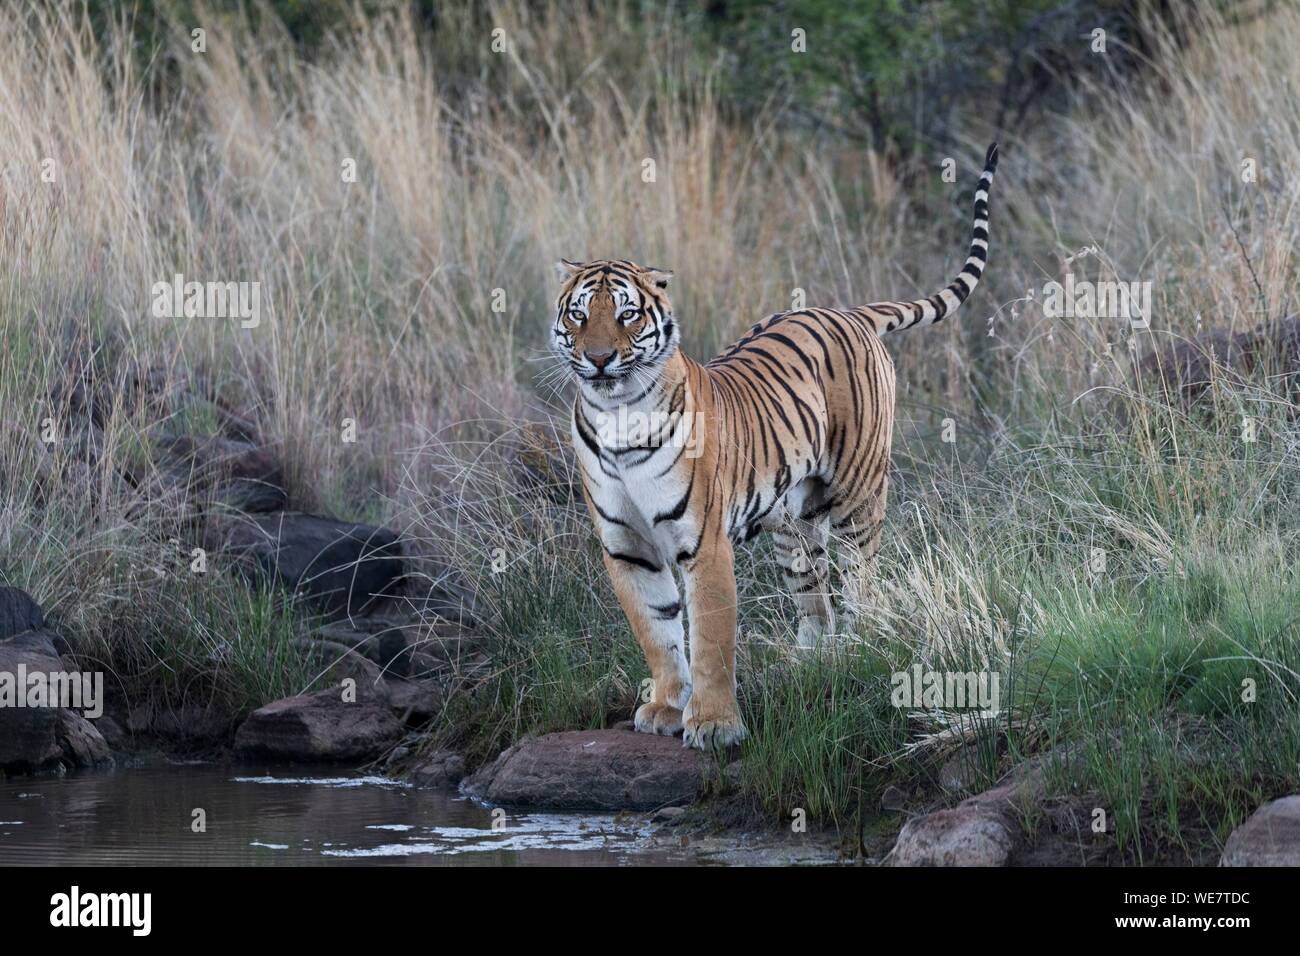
[{"x1": 573, "y1": 389, "x2": 700, "y2": 560}]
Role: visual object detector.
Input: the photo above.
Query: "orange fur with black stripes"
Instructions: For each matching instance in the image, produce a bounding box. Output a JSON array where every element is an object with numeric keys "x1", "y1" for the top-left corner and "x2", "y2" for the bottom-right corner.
[{"x1": 551, "y1": 144, "x2": 998, "y2": 748}]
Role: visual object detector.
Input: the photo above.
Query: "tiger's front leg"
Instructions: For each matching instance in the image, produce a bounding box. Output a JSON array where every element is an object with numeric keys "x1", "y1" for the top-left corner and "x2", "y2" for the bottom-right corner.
[
  {"x1": 680, "y1": 529, "x2": 746, "y2": 749},
  {"x1": 600, "y1": 549, "x2": 692, "y2": 736}
]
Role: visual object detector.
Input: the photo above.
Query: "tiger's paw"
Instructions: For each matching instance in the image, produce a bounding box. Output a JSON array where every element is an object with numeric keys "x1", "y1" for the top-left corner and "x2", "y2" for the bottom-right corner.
[
  {"x1": 634, "y1": 700, "x2": 685, "y2": 736},
  {"x1": 681, "y1": 702, "x2": 747, "y2": 750}
]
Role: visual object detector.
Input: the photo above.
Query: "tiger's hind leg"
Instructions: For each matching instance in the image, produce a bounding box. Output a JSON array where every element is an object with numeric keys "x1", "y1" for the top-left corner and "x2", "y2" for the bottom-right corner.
[
  {"x1": 829, "y1": 474, "x2": 889, "y2": 634},
  {"x1": 773, "y1": 515, "x2": 834, "y2": 648}
]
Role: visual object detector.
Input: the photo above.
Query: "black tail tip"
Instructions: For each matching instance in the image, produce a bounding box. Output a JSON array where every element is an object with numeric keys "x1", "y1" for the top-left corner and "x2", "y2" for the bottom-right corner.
[{"x1": 984, "y1": 142, "x2": 999, "y2": 172}]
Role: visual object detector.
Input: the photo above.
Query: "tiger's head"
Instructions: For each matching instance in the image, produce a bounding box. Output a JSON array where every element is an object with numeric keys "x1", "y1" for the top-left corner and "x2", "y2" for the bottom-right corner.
[{"x1": 551, "y1": 258, "x2": 678, "y2": 392}]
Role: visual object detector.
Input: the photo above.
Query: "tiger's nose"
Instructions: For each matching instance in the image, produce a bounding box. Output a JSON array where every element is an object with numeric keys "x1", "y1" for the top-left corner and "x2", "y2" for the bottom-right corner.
[{"x1": 584, "y1": 350, "x2": 616, "y2": 370}]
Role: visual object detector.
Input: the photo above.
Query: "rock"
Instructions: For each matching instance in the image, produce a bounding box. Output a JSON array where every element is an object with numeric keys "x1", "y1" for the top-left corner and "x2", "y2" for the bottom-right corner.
[
  {"x1": 56, "y1": 709, "x2": 114, "y2": 768},
  {"x1": 312, "y1": 619, "x2": 491, "y2": 682},
  {"x1": 1, "y1": 628, "x2": 63, "y2": 657},
  {"x1": 295, "y1": 638, "x2": 391, "y2": 701},
  {"x1": 94, "y1": 714, "x2": 127, "y2": 750},
  {"x1": 892, "y1": 805, "x2": 1015, "y2": 867},
  {"x1": 50, "y1": 356, "x2": 181, "y2": 431},
  {"x1": 1138, "y1": 315, "x2": 1300, "y2": 409},
  {"x1": 0, "y1": 706, "x2": 62, "y2": 771},
  {"x1": 0, "y1": 646, "x2": 64, "y2": 771},
  {"x1": 126, "y1": 702, "x2": 236, "y2": 749},
  {"x1": 68, "y1": 424, "x2": 106, "y2": 466},
  {"x1": 938, "y1": 749, "x2": 978, "y2": 792},
  {"x1": 0, "y1": 641, "x2": 109, "y2": 773},
  {"x1": 373, "y1": 631, "x2": 413, "y2": 677},
  {"x1": 651, "y1": 805, "x2": 687, "y2": 823},
  {"x1": 125, "y1": 705, "x2": 152, "y2": 735},
  {"x1": 152, "y1": 434, "x2": 287, "y2": 513},
  {"x1": 410, "y1": 750, "x2": 467, "y2": 788},
  {"x1": 386, "y1": 677, "x2": 444, "y2": 724},
  {"x1": 1137, "y1": 329, "x2": 1245, "y2": 407},
  {"x1": 0, "y1": 587, "x2": 45, "y2": 639},
  {"x1": 890, "y1": 758, "x2": 1048, "y2": 867},
  {"x1": 315, "y1": 618, "x2": 428, "y2": 676},
  {"x1": 206, "y1": 512, "x2": 405, "y2": 616},
  {"x1": 359, "y1": 620, "x2": 487, "y2": 675},
  {"x1": 233, "y1": 688, "x2": 404, "y2": 763},
  {"x1": 403, "y1": 578, "x2": 479, "y2": 628},
  {"x1": 880, "y1": 785, "x2": 908, "y2": 812},
  {"x1": 1220, "y1": 796, "x2": 1300, "y2": 866},
  {"x1": 462, "y1": 727, "x2": 711, "y2": 811}
]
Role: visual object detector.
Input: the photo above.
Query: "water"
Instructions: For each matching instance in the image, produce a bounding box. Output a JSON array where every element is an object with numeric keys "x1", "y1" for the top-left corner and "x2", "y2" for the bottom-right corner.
[{"x1": 0, "y1": 764, "x2": 697, "y2": 866}]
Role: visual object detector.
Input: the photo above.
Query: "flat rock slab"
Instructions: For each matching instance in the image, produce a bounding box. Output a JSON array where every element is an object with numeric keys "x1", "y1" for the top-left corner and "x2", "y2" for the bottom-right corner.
[
  {"x1": 1220, "y1": 796, "x2": 1300, "y2": 866},
  {"x1": 234, "y1": 688, "x2": 404, "y2": 763},
  {"x1": 463, "y1": 728, "x2": 711, "y2": 811}
]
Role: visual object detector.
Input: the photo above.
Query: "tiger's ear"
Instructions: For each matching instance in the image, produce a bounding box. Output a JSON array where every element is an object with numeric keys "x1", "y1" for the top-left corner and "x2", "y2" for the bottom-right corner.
[
  {"x1": 644, "y1": 267, "x2": 673, "y2": 290},
  {"x1": 556, "y1": 259, "x2": 584, "y2": 280}
]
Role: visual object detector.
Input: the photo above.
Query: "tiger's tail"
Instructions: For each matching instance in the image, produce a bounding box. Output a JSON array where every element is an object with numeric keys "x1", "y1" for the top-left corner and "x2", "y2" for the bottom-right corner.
[{"x1": 860, "y1": 142, "x2": 998, "y2": 336}]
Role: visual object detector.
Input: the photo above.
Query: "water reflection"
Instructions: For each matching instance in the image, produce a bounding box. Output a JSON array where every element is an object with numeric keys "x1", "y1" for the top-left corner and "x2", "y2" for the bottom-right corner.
[{"x1": 0, "y1": 765, "x2": 694, "y2": 867}]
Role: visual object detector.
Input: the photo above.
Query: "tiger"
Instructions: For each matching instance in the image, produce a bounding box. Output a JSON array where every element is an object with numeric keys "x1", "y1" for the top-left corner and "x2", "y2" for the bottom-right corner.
[{"x1": 551, "y1": 143, "x2": 998, "y2": 748}]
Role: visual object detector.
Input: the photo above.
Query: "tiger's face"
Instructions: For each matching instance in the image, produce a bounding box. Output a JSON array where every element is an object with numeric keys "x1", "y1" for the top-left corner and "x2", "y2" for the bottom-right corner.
[{"x1": 552, "y1": 258, "x2": 677, "y2": 392}]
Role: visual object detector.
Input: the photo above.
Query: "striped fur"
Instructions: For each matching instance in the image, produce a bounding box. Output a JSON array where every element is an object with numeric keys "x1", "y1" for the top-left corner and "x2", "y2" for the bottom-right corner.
[{"x1": 551, "y1": 144, "x2": 998, "y2": 748}]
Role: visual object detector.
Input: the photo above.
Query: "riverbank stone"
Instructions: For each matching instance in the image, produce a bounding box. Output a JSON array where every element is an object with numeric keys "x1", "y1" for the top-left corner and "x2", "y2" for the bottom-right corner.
[
  {"x1": 409, "y1": 750, "x2": 467, "y2": 788},
  {"x1": 0, "y1": 645, "x2": 63, "y2": 771},
  {"x1": 890, "y1": 757, "x2": 1048, "y2": 867},
  {"x1": 126, "y1": 701, "x2": 237, "y2": 750},
  {"x1": 463, "y1": 727, "x2": 714, "y2": 811},
  {"x1": 891, "y1": 804, "x2": 1016, "y2": 867},
  {"x1": 1220, "y1": 796, "x2": 1300, "y2": 866},
  {"x1": 0, "y1": 641, "x2": 114, "y2": 773},
  {"x1": 234, "y1": 688, "x2": 404, "y2": 763},
  {"x1": 57, "y1": 709, "x2": 114, "y2": 768}
]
